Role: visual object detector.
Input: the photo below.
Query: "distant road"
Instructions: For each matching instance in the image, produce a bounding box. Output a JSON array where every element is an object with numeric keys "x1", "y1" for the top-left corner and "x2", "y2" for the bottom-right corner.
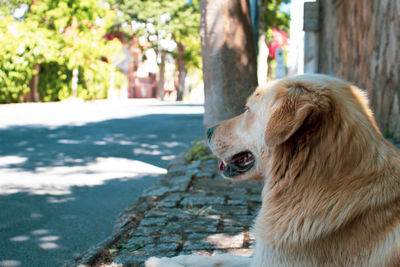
[{"x1": 0, "y1": 99, "x2": 204, "y2": 267}]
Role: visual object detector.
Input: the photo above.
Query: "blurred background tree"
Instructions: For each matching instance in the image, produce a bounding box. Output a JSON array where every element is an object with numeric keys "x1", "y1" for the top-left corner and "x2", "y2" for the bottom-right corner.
[
  {"x1": 200, "y1": 0, "x2": 257, "y2": 129},
  {"x1": 0, "y1": 1, "x2": 61, "y2": 103},
  {"x1": 259, "y1": 0, "x2": 290, "y2": 81},
  {"x1": 200, "y1": 0, "x2": 290, "y2": 129},
  {"x1": 109, "y1": 0, "x2": 201, "y2": 100},
  {"x1": 0, "y1": 0, "x2": 289, "y2": 114},
  {"x1": 0, "y1": 0, "x2": 125, "y2": 103}
]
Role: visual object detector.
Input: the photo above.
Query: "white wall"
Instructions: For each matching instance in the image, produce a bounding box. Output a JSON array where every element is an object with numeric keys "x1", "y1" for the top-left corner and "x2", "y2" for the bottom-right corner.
[{"x1": 287, "y1": 0, "x2": 318, "y2": 75}]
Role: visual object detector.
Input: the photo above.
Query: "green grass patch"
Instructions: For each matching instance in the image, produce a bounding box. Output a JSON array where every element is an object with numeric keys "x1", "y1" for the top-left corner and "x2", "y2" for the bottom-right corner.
[{"x1": 183, "y1": 139, "x2": 216, "y2": 162}]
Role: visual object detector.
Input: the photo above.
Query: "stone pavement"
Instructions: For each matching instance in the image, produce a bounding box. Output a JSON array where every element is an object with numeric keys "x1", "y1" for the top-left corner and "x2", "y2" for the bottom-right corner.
[{"x1": 69, "y1": 155, "x2": 263, "y2": 267}]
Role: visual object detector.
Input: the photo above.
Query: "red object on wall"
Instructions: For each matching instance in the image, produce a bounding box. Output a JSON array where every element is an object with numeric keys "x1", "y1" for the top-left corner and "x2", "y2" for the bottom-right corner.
[{"x1": 268, "y1": 27, "x2": 289, "y2": 58}]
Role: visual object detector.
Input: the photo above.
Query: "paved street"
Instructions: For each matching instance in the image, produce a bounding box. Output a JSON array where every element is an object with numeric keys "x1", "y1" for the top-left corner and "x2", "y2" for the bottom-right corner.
[{"x1": 0, "y1": 99, "x2": 204, "y2": 267}]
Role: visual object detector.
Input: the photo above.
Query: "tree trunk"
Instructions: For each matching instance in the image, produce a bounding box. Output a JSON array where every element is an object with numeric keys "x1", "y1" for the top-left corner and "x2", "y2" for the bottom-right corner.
[
  {"x1": 318, "y1": 0, "x2": 400, "y2": 140},
  {"x1": 200, "y1": 0, "x2": 258, "y2": 130},
  {"x1": 156, "y1": 51, "x2": 166, "y2": 99},
  {"x1": 26, "y1": 63, "x2": 40, "y2": 102},
  {"x1": 176, "y1": 42, "x2": 187, "y2": 101}
]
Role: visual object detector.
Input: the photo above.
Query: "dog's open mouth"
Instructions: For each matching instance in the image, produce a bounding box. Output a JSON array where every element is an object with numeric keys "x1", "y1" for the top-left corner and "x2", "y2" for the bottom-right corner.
[{"x1": 219, "y1": 151, "x2": 255, "y2": 177}]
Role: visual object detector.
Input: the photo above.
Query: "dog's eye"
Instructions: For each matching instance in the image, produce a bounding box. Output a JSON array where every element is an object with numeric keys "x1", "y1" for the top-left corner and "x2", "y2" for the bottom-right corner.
[{"x1": 245, "y1": 105, "x2": 250, "y2": 112}]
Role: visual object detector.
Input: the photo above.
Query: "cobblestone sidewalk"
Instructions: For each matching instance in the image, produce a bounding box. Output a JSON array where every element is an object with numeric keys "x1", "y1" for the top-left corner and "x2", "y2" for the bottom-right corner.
[{"x1": 70, "y1": 156, "x2": 263, "y2": 267}]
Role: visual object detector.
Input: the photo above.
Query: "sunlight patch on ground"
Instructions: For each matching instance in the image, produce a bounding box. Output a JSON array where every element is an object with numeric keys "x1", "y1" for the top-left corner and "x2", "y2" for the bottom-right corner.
[
  {"x1": 46, "y1": 196, "x2": 75, "y2": 204},
  {"x1": 15, "y1": 141, "x2": 28, "y2": 146},
  {"x1": 146, "y1": 134, "x2": 158, "y2": 138},
  {"x1": 9, "y1": 230, "x2": 61, "y2": 251},
  {"x1": 140, "y1": 143, "x2": 159, "y2": 149},
  {"x1": 118, "y1": 140, "x2": 137, "y2": 145},
  {"x1": 0, "y1": 157, "x2": 166, "y2": 195},
  {"x1": 57, "y1": 139, "x2": 83, "y2": 145},
  {"x1": 161, "y1": 141, "x2": 182, "y2": 148},
  {"x1": 0, "y1": 260, "x2": 21, "y2": 267},
  {"x1": 161, "y1": 155, "x2": 176, "y2": 161},
  {"x1": 31, "y1": 229, "x2": 50, "y2": 235},
  {"x1": 205, "y1": 233, "x2": 245, "y2": 248},
  {"x1": 92, "y1": 141, "x2": 107, "y2": 145},
  {"x1": 9, "y1": 236, "x2": 30, "y2": 242},
  {"x1": 0, "y1": 156, "x2": 27, "y2": 167},
  {"x1": 133, "y1": 148, "x2": 163, "y2": 156},
  {"x1": 38, "y1": 242, "x2": 59, "y2": 250},
  {"x1": 39, "y1": 236, "x2": 60, "y2": 242}
]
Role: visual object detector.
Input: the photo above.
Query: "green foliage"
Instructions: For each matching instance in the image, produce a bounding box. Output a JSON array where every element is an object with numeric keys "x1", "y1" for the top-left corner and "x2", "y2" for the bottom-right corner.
[
  {"x1": 0, "y1": 0, "x2": 290, "y2": 104},
  {"x1": 182, "y1": 204, "x2": 213, "y2": 216},
  {"x1": 260, "y1": 0, "x2": 290, "y2": 33},
  {"x1": 77, "y1": 61, "x2": 126, "y2": 101},
  {"x1": 183, "y1": 139, "x2": 215, "y2": 162},
  {"x1": 259, "y1": 0, "x2": 291, "y2": 44},
  {"x1": 38, "y1": 62, "x2": 72, "y2": 102},
  {"x1": 38, "y1": 61, "x2": 127, "y2": 101},
  {"x1": 109, "y1": 241, "x2": 145, "y2": 254},
  {"x1": 0, "y1": 14, "x2": 60, "y2": 103},
  {"x1": 0, "y1": 0, "x2": 126, "y2": 103}
]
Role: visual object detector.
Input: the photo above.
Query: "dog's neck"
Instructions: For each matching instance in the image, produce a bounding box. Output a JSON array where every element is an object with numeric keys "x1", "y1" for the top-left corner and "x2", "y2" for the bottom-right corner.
[{"x1": 256, "y1": 112, "x2": 400, "y2": 248}]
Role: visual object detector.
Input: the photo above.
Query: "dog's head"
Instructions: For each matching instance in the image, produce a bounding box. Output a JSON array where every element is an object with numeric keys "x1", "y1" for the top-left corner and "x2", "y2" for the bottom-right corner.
[
  {"x1": 206, "y1": 78, "x2": 281, "y2": 181},
  {"x1": 207, "y1": 74, "x2": 380, "y2": 183},
  {"x1": 208, "y1": 74, "x2": 400, "y2": 247}
]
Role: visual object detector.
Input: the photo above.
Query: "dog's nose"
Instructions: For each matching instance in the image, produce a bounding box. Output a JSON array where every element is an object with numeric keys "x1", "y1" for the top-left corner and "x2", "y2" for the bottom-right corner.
[{"x1": 206, "y1": 126, "x2": 216, "y2": 140}]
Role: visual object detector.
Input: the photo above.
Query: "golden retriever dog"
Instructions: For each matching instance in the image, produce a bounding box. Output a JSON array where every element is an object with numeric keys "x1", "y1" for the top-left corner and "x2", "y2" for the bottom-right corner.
[{"x1": 146, "y1": 74, "x2": 400, "y2": 266}]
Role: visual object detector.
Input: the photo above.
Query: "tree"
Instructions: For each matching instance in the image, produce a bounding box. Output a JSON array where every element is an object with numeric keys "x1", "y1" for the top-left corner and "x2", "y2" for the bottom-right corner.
[
  {"x1": 259, "y1": 0, "x2": 290, "y2": 81},
  {"x1": 200, "y1": 0, "x2": 258, "y2": 129},
  {"x1": 110, "y1": 0, "x2": 201, "y2": 100},
  {"x1": 0, "y1": 0, "x2": 125, "y2": 103},
  {"x1": 0, "y1": 13, "x2": 60, "y2": 103},
  {"x1": 30, "y1": 0, "x2": 123, "y2": 100},
  {"x1": 259, "y1": 0, "x2": 290, "y2": 33},
  {"x1": 199, "y1": 0, "x2": 290, "y2": 129},
  {"x1": 167, "y1": 1, "x2": 201, "y2": 100},
  {"x1": 318, "y1": 0, "x2": 400, "y2": 140}
]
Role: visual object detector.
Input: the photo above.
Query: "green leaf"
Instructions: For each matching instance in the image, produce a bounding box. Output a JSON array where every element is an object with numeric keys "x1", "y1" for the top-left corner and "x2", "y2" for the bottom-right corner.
[
  {"x1": 125, "y1": 242, "x2": 145, "y2": 251},
  {"x1": 108, "y1": 248, "x2": 119, "y2": 254}
]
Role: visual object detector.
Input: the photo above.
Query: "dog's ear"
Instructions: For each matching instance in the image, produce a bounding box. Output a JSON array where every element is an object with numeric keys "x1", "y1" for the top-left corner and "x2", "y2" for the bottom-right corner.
[{"x1": 265, "y1": 86, "x2": 320, "y2": 146}]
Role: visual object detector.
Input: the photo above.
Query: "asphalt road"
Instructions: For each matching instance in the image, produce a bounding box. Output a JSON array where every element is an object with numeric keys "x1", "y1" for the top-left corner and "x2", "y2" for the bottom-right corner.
[{"x1": 0, "y1": 99, "x2": 204, "y2": 267}]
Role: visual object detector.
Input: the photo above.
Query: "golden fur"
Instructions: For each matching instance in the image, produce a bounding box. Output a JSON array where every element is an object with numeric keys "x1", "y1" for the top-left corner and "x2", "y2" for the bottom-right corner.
[{"x1": 146, "y1": 74, "x2": 400, "y2": 266}]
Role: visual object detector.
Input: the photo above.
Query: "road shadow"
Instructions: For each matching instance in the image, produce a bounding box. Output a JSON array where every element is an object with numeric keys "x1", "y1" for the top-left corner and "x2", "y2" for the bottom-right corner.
[
  {"x1": 0, "y1": 176, "x2": 160, "y2": 267},
  {"x1": 0, "y1": 112, "x2": 204, "y2": 267},
  {"x1": 0, "y1": 113, "x2": 203, "y2": 171}
]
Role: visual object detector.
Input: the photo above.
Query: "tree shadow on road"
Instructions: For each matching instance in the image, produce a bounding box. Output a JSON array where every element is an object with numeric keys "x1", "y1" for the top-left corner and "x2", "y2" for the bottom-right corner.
[
  {"x1": 0, "y1": 113, "x2": 203, "y2": 171},
  {"x1": 0, "y1": 176, "x2": 160, "y2": 267},
  {"x1": 0, "y1": 112, "x2": 203, "y2": 267}
]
